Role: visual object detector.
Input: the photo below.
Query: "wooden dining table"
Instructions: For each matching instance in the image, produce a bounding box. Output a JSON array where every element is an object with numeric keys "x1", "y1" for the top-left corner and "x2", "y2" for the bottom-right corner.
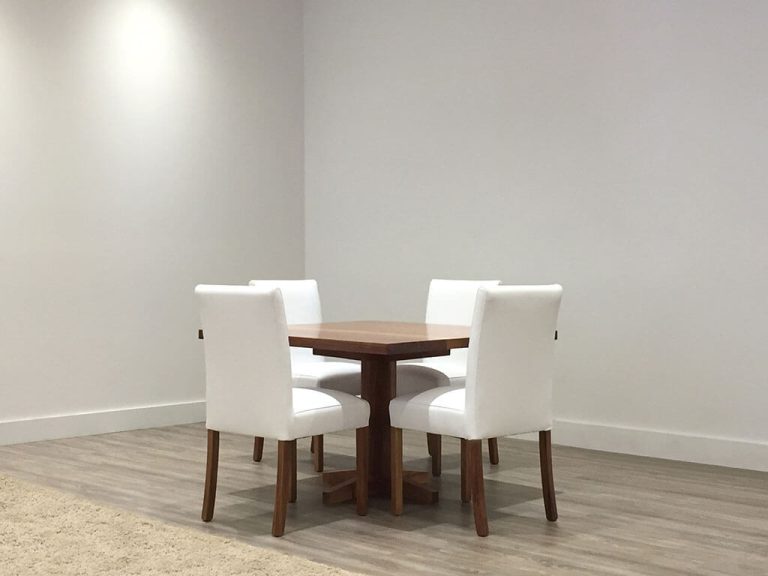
[
  {"x1": 199, "y1": 320, "x2": 470, "y2": 504},
  {"x1": 290, "y1": 321, "x2": 470, "y2": 503}
]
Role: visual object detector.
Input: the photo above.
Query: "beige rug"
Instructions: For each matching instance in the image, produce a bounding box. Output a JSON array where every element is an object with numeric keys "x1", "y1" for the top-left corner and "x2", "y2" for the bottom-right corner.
[{"x1": 0, "y1": 475, "x2": 364, "y2": 576}]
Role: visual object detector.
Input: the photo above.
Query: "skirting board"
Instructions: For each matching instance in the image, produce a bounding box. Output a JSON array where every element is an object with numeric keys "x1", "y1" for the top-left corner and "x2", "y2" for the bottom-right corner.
[
  {"x1": 516, "y1": 419, "x2": 768, "y2": 473},
  {"x1": 3, "y1": 406, "x2": 766, "y2": 472},
  {"x1": 0, "y1": 401, "x2": 206, "y2": 446}
]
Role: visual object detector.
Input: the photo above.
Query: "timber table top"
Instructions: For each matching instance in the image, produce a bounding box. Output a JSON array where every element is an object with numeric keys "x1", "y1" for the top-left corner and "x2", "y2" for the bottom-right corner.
[{"x1": 286, "y1": 320, "x2": 470, "y2": 358}]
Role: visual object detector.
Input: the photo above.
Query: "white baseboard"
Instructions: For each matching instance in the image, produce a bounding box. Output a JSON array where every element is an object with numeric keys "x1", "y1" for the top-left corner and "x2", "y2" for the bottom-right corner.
[
  {"x1": 0, "y1": 400, "x2": 206, "y2": 446},
  {"x1": 3, "y1": 405, "x2": 766, "y2": 473},
  {"x1": 516, "y1": 419, "x2": 768, "y2": 473}
]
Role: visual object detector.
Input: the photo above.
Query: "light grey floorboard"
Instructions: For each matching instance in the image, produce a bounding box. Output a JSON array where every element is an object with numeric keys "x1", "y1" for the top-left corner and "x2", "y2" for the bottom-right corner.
[{"x1": 0, "y1": 423, "x2": 766, "y2": 576}]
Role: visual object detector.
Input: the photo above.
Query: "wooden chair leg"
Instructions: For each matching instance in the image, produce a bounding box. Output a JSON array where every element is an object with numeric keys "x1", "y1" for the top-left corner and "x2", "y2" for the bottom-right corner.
[
  {"x1": 253, "y1": 436, "x2": 264, "y2": 462},
  {"x1": 290, "y1": 440, "x2": 297, "y2": 503},
  {"x1": 468, "y1": 439, "x2": 489, "y2": 537},
  {"x1": 272, "y1": 439, "x2": 294, "y2": 537},
  {"x1": 390, "y1": 427, "x2": 403, "y2": 516},
  {"x1": 312, "y1": 435, "x2": 324, "y2": 472},
  {"x1": 539, "y1": 430, "x2": 558, "y2": 521},
  {"x1": 201, "y1": 429, "x2": 219, "y2": 522},
  {"x1": 356, "y1": 427, "x2": 369, "y2": 516},
  {"x1": 460, "y1": 438, "x2": 470, "y2": 503},
  {"x1": 310, "y1": 436, "x2": 315, "y2": 453},
  {"x1": 427, "y1": 433, "x2": 441, "y2": 476},
  {"x1": 488, "y1": 437, "x2": 499, "y2": 465}
]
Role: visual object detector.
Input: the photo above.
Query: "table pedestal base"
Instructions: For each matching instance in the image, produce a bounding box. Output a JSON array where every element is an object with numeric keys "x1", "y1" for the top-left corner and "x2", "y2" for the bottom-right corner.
[
  {"x1": 322, "y1": 469, "x2": 438, "y2": 505},
  {"x1": 318, "y1": 355, "x2": 440, "y2": 508}
]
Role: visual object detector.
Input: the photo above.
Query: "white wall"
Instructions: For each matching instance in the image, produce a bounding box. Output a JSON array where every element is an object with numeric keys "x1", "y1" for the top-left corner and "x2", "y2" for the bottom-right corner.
[
  {"x1": 0, "y1": 0, "x2": 304, "y2": 443},
  {"x1": 3, "y1": 1, "x2": 766, "y2": 471},
  {"x1": 304, "y1": 1, "x2": 768, "y2": 470}
]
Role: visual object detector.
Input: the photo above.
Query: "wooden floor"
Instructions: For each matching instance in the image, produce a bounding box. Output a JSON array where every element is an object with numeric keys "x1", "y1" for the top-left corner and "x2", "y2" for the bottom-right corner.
[{"x1": 1, "y1": 424, "x2": 766, "y2": 576}]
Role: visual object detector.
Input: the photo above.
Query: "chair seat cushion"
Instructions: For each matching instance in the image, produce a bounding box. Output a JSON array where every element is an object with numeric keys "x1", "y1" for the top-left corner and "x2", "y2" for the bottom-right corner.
[
  {"x1": 389, "y1": 385, "x2": 467, "y2": 438},
  {"x1": 288, "y1": 387, "x2": 370, "y2": 439},
  {"x1": 292, "y1": 361, "x2": 361, "y2": 395},
  {"x1": 395, "y1": 361, "x2": 467, "y2": 396}
]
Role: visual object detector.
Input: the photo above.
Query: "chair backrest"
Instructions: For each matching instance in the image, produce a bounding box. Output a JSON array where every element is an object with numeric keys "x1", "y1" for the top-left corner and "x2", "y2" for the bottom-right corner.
[
  {"x1": 248, "y1": 279, "x2": 322, "y2": 364},
  {"x1": 196, "y1": 285, "x2": 294, "y2": 439},
  {"x1": 424, "y1": 279, "x2": 501, "y2": 367},
  {"x1": 464, "y1": 285, "x2": 562, "y2": 439}
]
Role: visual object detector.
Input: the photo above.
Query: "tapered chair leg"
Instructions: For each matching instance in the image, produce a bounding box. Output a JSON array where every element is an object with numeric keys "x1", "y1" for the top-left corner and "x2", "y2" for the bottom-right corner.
[
  {"x1": 202, "y1": 429, "x2": 219, "y2": 522},
  {"x1": 390, "y1": 427, "x2": 403, "y2": 516},
  {"x1": 468, "y1": 439, "x2": 489, "y2": 537},
  {"x1": 312, "y1": 435, "x2": 324, "y2": 472},
  {"x1": 427, "y1": 433, "x2": 441, "y2": 476},
  {"x1": 539, "y1": 430, "x2": 558, "y2": 521},
  {"x1": 272, "y1": 439, "x2": 294, "y2": 537},
  {"x1": 253, "y1": 436, "x2": 264, "y2": 462},
  {"x1": 488, "y1": 437, "x2": 499, "y2": 465},
  {"x1": 460, "y1": 438, "x2": 470, "y2": 503},
  {"x1": 290, "y1": 440, "x2": 297, "y2": 503},
  {"x1": 356, "y1": 427, "x2": 369, "y2": 515}
]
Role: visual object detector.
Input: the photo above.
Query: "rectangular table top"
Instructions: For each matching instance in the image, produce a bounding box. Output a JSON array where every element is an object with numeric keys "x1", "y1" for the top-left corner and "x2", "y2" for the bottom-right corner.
[{"x1": 287, "y1": 320, "x2": 470, "y2": 357}]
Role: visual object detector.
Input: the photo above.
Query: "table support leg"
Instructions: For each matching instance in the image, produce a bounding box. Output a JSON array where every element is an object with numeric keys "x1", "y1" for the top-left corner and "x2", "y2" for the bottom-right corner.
[
  {"x1": 321, "y1": 355, "x2": 438, "y2": 505},
  {"x1": 361, "y1": 357, "x2": 395, "y2": 494}
]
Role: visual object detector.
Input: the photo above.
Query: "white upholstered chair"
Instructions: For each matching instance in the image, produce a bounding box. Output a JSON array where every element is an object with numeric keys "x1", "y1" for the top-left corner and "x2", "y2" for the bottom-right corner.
[
  {"x1": 196, "y1": 285, "x2": 370, "y2": 537},
  {"x1": 248, "y1": 279, "x2": 361, "y2": 471},
  {"x1": 389, "y1": 285, "x2": 563, "y2": 536},
  {"x1": 397, "y1": 279, "x2": 500, "y2": 475}
]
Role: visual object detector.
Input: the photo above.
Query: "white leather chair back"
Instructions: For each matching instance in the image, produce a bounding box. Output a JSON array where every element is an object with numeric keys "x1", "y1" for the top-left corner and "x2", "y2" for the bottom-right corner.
[
  {"x1": 196, "y1": 285, "x2": 294, "y2": 439},
  {"x1": 464, "y1": 285, "x2": 562, "y2": 439},
  {"x1": 425, "y1": 279, "x2": 501, "y2": 367},
  {"x1": 249, "y1": 279, "x2": 322, "y2": 363}
]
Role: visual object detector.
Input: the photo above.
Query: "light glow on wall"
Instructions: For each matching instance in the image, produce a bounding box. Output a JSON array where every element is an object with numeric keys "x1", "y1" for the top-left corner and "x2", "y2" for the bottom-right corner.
[{"x1": 105, "y1": 0, "x2": 185, "y2": 100}]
